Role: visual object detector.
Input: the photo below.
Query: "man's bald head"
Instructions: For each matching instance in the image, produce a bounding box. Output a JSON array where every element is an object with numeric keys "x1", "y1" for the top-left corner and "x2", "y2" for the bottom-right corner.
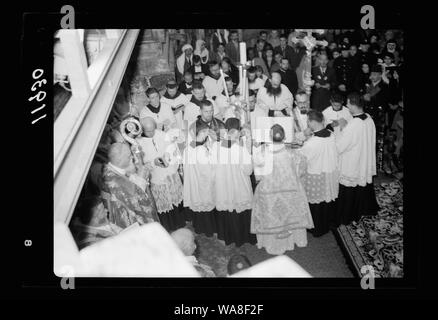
[
  {"x1": 140, "y1": 117, "x2": 157, "y2": 137},
  {"x1": 108, "y1": 142, "x2": 132, "y2": 169},
  {"x1": 171, "y1": 228, "x2": 196, "y2": 256}
]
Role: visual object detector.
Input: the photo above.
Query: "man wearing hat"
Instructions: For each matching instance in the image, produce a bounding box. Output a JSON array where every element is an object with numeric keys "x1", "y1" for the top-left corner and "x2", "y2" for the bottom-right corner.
[
  {"x1": 176, "y1": 44, "x2": 194, "y2": 83},
  {"x1": 333, "y1": 43, "x2": 353, "y2": 96},
  {"x1": 161, "y1": 80, "x2": 190, "y2": 130},
  {"x1": 358, "y1": 37, "x2": 376, "y2": 67},
  {"x1": 363, "y1": 64, "x2": 390, "y2": 123}
]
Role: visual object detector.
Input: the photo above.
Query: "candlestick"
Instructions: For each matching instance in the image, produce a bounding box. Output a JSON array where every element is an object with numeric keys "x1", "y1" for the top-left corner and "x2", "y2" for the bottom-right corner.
[{"x1": 239, "y1": 42, "x2": 247, "y2": 65}]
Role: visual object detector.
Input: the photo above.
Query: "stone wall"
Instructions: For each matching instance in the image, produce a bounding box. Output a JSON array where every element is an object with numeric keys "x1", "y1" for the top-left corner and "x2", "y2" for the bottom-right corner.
[{"x1": 127, "y1": 29, "x2": 175, "y2": 111}]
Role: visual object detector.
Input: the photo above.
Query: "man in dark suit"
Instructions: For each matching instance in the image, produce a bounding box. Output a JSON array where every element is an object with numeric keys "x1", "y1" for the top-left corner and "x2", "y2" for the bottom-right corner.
[
  {"x1": 289, "y1": 41, "x2": 307, "y2": 72},
  {"x1": 333, "y1": 43, "x2": 354, "y2": 97},
  {"x1": 278, "y1": 58, "x2": 298, "y2": 97},
  {"x1": 274, "y1": 34, "x2": 295, "y2": 70},
  {"x1": 363, "y1": 64, "x2": 390, "y2": 123},
  {"x1": 254, "y1": 39, "x2": 266, "y2": 59},
  {"x1": 311, "y1": 53, "x2": 337, "y2": 112},
  {"x1": 225, "y1": 30, "x2": 240, "y2": 65}
]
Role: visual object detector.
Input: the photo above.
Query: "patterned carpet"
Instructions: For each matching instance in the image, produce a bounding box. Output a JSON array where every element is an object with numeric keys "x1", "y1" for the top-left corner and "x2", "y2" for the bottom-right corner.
[{"x1": 337, "y1": 179, "x2": 403, "y2": 278}]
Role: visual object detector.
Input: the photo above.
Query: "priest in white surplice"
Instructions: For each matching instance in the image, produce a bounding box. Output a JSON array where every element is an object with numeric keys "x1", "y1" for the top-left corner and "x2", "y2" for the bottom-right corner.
[
  {"x1": 298, "y1": 110, "x2": 339, "y2": 237},
  {"x1": 256, "y1": 72, "x2": 293, "y2": 117},
  {"x1": 140, "y1": 87, "x2": 176, "y2": 131},
  {"x1": 183, "y1": 101, "x2": 222, "y2": 237},
  {"x1": 136, "y1": 117, "x2": 185, "y2": 232},
  {"x1": 160, "y1": 80, "x2": 190, "y2": 130},
  {"x1": 213, "y1": 117, "x2": 256, "y2": 247},
  {"x1": 215, "y1": 76, "x2": 239, "y2": 121},
  {"x1": 334, "y1": 93, "x2": 379, "y2": 226},
  {"x1": 322, "y1": 92, "x2": 353, "y2": 139},
  {"x1": 202, "y1": 60, "x2": 225, "y2": 101}
]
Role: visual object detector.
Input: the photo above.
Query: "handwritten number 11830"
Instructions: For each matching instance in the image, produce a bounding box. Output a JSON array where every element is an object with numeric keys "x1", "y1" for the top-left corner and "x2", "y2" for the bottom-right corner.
[{"x1": 29, "y1": 69, "x2": 47, "y2": 125}]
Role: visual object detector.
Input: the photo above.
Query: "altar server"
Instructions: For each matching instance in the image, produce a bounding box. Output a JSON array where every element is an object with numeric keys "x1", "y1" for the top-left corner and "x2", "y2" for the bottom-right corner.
[
  {"x1": 298, "y1": 110, "x2": 339, "y2": 236},
  {"x1": 322, "y1": 92, "x2": 353, "y2": 138},
  {"x1": 335, "y1": 93, "x2": 379, "y2": 226},
  {"x1": 136, "y1": 117, "x2": 185, "y2": 232},
  {"x1": 213, "y1": 118, "x2": 256, "y2": 246},
  {"x1": 160, "y1": 80, "x2": 190, "y2": 130},
  {"x1": 140, "y1": 88, "x2": 176, "y2": 131}
]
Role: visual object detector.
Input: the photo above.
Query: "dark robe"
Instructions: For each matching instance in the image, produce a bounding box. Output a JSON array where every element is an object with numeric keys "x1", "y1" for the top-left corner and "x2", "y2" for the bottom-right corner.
[
  {"x1": 311, "y1": 65, "x2": 337, "y2": 112},
  {"x1": 189, "y1": 115, "x2": 226, "y2": 147},
  {"x1": 279, "y1": 68, "x2": 299, "y2": 97},
  {"x1": 178, "y1": 81, "x2": 193, "y2": 95}
]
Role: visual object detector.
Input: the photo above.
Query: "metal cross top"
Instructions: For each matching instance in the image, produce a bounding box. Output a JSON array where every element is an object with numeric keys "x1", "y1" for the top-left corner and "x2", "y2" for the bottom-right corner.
[{"x1": 293, "y1": 30, "x2": 328, "y2": 101}]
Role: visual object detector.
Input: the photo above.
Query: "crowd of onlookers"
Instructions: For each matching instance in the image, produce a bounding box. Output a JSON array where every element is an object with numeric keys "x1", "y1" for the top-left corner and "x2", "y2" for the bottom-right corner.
[{"x1": 174, "y1": 29, "x2": 403, "y2": 175}]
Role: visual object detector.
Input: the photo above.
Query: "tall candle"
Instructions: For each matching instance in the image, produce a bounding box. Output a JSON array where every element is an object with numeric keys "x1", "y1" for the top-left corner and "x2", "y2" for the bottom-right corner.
[
  {"x1": 239, "y1": 42, "x2": 247, "y2": 65},
  {"x1": 245, "y1": 76, "x2": 249, "y2": 102},
  {"x1": 242, "y1": 69, "x2": 247, "y2": 101},
  {"x1": 239, "y1": 65, "x2": 243, "y2": 97},
  {"x1": 219, "y1": 69, "x2": 229, "y2": 101}
]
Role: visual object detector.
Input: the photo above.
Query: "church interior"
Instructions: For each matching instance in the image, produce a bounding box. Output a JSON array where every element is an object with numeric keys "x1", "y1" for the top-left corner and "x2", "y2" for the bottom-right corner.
[{"x1": 54, "y1": 29, "x2": 403, "y2": 278}]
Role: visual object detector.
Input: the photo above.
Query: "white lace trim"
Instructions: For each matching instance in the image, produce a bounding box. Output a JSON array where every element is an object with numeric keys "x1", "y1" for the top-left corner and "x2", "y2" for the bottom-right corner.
[
  {"x1": 215, "y1": 201, "x2": 253, "y2": 214},
  {"x1": 304, "y1": 171, "x2": 339, "y2": 204},
  {"x1": 150, "y1": 173, "x2": 183, "y2": 214},
  {"x1": 256, "y1": 229, "x2": 308, "y2": 255},
  {"x1": 339, "y1": 174, "x2": 373, "y2": 187}
]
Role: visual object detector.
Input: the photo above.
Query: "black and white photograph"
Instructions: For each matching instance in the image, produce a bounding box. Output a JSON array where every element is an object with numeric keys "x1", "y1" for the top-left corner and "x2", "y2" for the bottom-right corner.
[
  {"x1": 18, "y1": 1, "x2": 438, "y2": 306},
  {"x1": 52, "y1": 27, "x2": 404, "y2": 279}
]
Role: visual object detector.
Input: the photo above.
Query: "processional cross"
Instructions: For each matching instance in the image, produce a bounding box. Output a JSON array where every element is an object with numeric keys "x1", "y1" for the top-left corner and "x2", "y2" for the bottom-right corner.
[{"x1": 293, "y1": 29, "x2": 328, "y2": 109}]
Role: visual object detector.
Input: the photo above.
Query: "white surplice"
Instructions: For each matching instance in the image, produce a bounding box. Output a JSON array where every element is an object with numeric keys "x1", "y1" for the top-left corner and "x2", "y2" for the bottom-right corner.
[
  {"x1": 213, "y1": 141, "x2": 253, "y2": 213},
  {"x1": 202, "y1": 75, "x2": 225, "y2": 100},
  {"x1": 183, "y1": 141, "x2": 217, "y2": 212},
  {"x1": 139, "y1": 102, "x2": 177, "y2": 130},
  {"x1": 256, "y1": 84, "x2": 293, "y2": 114},
  {"x1": 183, "y1": 98, "x2": 220, "y2": 127},
  {"x1": 160, "y1": 93, "x2": 190, "y2": 130},
  {"x1": 322, "y1": 105, "x2": 353, "y2": 138},
  {"x1": 336, "y1": 113, "x2": 376, "y2": 187},
  {"x1": 298, "y1": 130, "x2": 339, "y2": 204},
  {"x1": 136, "y1": 130, "x2": 183, "y2": 213}
]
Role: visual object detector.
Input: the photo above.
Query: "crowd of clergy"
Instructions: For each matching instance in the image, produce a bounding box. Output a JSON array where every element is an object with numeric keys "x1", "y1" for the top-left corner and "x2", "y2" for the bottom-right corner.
[{"x1": 69, "y1": 29, "x2": 403, "y2": 274}]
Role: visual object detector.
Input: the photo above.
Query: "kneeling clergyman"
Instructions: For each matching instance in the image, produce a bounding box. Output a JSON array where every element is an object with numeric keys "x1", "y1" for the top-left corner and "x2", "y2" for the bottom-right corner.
[
  {"x1": 251, "y1": 124, "x2": 314, "y2": 255},
  {"x1": 335, "y1": 93, "x2": 379, "y2": 226},
  {"x1": 298, "y1": 110, "x2": 339, "y2": 237},
  {"x1": 137, "y1": 117, "x2": 186, "y2": 232}
]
